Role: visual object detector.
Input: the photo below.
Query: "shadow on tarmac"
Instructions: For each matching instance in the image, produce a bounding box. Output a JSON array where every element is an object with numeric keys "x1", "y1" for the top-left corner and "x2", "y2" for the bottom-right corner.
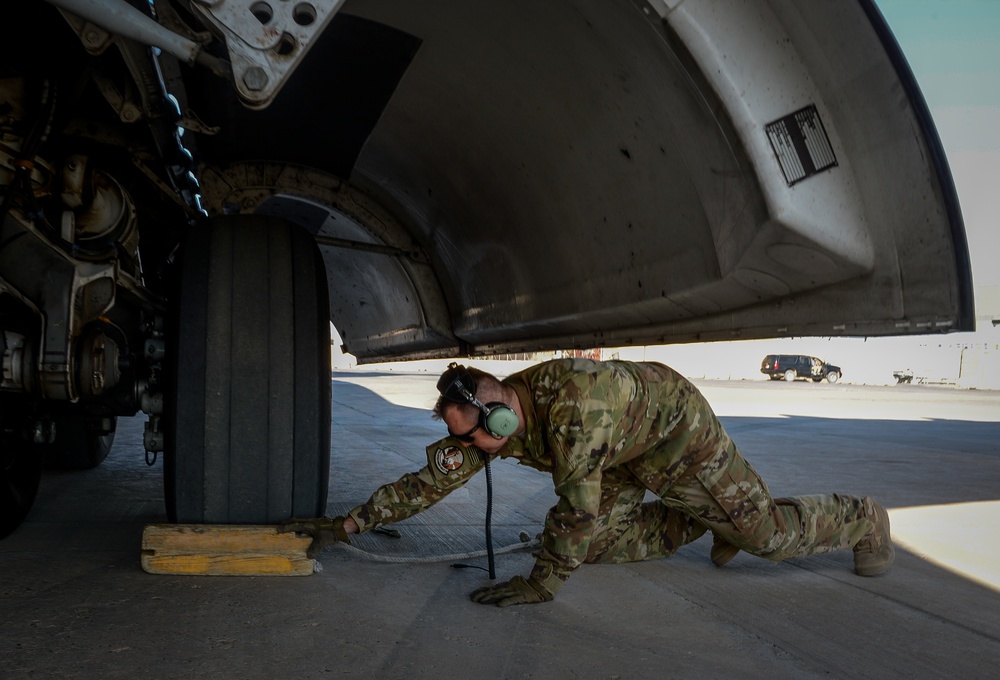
[{"x1": 1, "y1": 376, "x2": 998, "y2": 679}]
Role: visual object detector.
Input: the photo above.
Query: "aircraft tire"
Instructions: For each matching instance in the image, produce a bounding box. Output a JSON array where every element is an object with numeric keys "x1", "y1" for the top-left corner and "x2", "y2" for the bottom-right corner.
[
  {"x1": 164, "y1": 216, "x2": 331, "y2": 524},
  {"x1": 44, "y1": 416, "x2": 116, "y2": 470},
  {"x1": 0, "y1": 421, "x2": 43, "y2": 539}
]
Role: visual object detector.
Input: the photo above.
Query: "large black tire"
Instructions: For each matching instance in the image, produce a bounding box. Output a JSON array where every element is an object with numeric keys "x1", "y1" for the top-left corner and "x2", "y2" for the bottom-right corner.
[
  {"x1": 164, "y1": 217, "x2": 331, "y2": 524},
  {"x1": 1, "y1": 424, "x2": 43, "y2": 539},
  {"x1": 44, "y1": 416, "x2": 116, "y2": 470}
]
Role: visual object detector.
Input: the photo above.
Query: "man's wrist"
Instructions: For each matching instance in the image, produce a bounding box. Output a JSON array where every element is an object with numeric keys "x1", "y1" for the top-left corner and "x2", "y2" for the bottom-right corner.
[{"x1": 529, "y1": 561, "x2": 572, "y2": 597}]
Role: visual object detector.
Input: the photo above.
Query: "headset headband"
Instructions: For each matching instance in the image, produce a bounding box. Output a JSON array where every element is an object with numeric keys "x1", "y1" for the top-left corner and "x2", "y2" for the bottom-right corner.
[
  {"x1": 437, "y1": 363, "x2": 482, "y2": 406},
  {"x1": 436, "y1": 362, "x2": 519, "y2": 439}
]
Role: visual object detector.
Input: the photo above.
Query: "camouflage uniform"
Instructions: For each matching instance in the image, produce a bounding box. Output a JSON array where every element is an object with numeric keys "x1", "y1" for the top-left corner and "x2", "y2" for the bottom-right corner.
[{"x1": 348, "y1": 359, "x2": 876, "y2": 596}]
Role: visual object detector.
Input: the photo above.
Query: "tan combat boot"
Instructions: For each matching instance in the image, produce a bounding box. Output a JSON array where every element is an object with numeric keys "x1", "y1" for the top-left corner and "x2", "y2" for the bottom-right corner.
[
  {"x1": 711, "y1": 534, "x2": 740, "y2": 567},
  {"x1": 853, "y1": 497, "x2": 894, "y2": 576}
]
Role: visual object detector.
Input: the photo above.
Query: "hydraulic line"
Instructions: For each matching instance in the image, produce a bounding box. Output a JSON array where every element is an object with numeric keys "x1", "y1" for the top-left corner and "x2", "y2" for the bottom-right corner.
[{"x1": 1, "y1": 80, "x2": 56, "y2": 225}]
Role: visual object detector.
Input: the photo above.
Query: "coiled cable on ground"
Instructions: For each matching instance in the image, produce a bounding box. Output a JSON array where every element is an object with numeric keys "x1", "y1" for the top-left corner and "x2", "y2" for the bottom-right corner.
[{"x1": 328, "y1": 536, "x2": 540, "y2": 565}]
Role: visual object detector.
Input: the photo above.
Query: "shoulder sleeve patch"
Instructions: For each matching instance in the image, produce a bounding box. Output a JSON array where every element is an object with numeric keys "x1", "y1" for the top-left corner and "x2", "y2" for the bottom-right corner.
[
  {"x1": 424, "y1": 439, "x2": 486, "y2": 487},
  {"x1": 434, "y1": 445, "x2": 466, "y2": 474}
]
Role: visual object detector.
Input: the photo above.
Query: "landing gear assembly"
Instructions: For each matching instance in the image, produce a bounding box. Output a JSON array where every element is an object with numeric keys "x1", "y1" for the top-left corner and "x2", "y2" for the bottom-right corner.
[{"x1": 1, "y1": 142, "x2": 332, "y2": 536}]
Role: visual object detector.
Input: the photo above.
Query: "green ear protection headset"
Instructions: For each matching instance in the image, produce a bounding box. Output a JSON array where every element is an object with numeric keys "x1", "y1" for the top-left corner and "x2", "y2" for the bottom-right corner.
[{"x1": 436, "y1": 362, "x2": 519, "y2": 438}]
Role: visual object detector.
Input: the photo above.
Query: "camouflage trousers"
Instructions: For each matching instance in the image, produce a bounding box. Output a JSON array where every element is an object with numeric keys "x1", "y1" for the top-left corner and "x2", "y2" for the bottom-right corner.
[{"x1": 585, "y1": 382, "x2": 874, "y2": 565}]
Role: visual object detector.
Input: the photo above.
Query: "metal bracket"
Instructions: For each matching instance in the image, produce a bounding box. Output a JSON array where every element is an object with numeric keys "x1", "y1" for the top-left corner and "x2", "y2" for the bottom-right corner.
[{"x1": 189, "y1": 0, "x2": 346, "y2": 109}]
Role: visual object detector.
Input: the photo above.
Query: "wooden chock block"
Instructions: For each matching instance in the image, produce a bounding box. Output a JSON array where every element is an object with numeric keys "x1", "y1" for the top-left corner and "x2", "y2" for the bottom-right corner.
[{"x1": 141, "y1": 524, "x2": 315, "y2": 576}]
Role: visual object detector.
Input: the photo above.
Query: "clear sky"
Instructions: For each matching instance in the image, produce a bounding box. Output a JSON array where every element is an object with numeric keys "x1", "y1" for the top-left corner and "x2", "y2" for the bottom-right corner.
[{"x1": 876, "y1": 0, "x2": 1000, "y2": 296}]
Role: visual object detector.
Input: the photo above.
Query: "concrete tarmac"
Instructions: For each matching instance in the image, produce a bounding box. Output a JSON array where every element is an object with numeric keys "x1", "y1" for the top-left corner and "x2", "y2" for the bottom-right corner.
[{"x1": 2, "y1": 369, "x2": 999, "y2": 679}]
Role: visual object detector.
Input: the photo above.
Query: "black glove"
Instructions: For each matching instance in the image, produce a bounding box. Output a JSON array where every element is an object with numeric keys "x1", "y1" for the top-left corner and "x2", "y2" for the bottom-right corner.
[
  {"x1": 469, "y1": 575, "x2": 554, "y2": 607},
  {"x1": 280, "y1": 516, "x2": 350, "y2": 558}
]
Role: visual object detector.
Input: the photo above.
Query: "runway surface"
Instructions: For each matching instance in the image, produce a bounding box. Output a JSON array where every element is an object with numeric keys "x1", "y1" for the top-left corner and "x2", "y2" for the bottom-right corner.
[{"x1": 3, "y1": 368, "x2": 998, "y2": 679}]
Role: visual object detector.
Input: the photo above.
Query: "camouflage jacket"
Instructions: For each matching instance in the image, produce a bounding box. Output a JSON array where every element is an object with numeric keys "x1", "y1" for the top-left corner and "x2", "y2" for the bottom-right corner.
[{"x1": 347, "y1": 358, "x2": 694, "y2": 592}]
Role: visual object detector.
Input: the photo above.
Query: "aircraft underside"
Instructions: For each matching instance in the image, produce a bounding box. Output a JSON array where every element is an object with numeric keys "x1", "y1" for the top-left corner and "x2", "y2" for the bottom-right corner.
[{"x1": 0, "y1": 0, "x2": 973, "y2": 536}]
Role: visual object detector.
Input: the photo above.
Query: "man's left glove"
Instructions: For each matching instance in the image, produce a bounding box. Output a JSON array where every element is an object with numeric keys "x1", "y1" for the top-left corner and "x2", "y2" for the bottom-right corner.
[
  {"x1": 469, "y1": 575, "x2": 554, "y2": 607},
  {"x1": 280, "y1": 516, "x2": 350, "y2": 558}
]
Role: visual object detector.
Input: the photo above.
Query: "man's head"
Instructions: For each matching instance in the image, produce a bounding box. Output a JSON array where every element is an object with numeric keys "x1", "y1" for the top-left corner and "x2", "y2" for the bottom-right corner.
[{"x1": 434, "y1": 363, "x2": 519, "y2": 453}]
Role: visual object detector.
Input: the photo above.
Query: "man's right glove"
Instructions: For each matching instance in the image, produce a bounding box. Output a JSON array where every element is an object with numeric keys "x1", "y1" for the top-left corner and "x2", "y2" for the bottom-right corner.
[
  {"x1": 280, "y1": 516, "x2": 350, "y2": 558},
  {"x1": 469, "y1": 575, "x2": 555, "y2": 607}
]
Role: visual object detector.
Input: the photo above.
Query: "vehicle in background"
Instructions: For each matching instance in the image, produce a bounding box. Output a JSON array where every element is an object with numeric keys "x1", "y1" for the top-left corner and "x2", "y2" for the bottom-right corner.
[
  {"x1": 893, "y1": 369, "x2": 915, "y2": 384},
  {"x1": 761, "y1": 355, "x2": 842, "y2": 383}
]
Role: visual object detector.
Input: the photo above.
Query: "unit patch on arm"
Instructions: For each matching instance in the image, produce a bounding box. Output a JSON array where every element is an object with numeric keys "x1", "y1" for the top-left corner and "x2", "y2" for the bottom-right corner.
[
  {"x1": 434, "y1": 446, "x2": 465, "y2": 474},
  {"x1": 424, "y1": 440, "x2": 486, "y2": 487}
]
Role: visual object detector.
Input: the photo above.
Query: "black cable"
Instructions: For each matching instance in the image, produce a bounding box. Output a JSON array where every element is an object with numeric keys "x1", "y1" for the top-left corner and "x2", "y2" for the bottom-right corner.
[
  {"x1": 451, "y1": 453, "x2": 498, "y2": 577},
  {"x1": 484, "y1": 455, "x2": 496, "y2": 579}
]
